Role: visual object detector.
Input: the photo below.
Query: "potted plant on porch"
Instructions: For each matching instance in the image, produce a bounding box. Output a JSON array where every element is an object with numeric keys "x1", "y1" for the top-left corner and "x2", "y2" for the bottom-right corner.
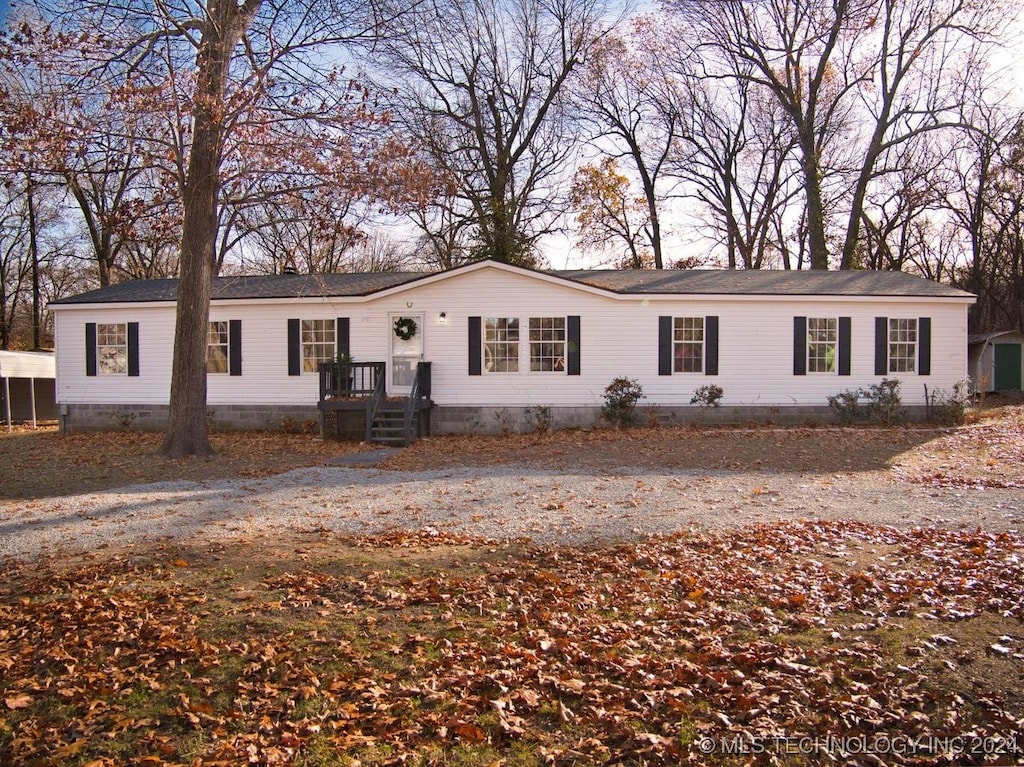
[{"x1": 336, "y1": 352, "x2": 354, "y2": 396}]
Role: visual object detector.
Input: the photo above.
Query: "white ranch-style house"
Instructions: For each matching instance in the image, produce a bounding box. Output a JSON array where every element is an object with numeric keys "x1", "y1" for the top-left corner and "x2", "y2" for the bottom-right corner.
[{"x1": 49, "y1": 260, "x2": 975, "y2": 442}]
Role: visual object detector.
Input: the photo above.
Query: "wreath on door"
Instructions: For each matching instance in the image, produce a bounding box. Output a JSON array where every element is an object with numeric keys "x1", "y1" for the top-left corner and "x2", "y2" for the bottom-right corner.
[{"x1": 394, "y1": 317, "x2": 418, "y2": 341}]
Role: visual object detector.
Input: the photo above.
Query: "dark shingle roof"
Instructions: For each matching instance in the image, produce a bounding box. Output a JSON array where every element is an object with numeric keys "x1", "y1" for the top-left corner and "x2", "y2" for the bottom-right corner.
[
  {"x1": 553, "y1": 269, "x2": 973, "y2": 297},
  {"x1": 51, "y1": 272, "x2": 431, "y2": 305},
  {"x1": 51, "y1": 264, "x2": 973, "y2": 305}
]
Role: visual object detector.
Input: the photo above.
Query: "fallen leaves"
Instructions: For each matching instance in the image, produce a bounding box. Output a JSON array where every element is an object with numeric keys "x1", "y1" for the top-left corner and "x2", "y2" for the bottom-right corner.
[
  {"x1": 895, "y1": 406, "x2": 1024, "y2": 489},
  {"x1": 1, "y1": 521, "x2": 1023, "y2": 765},
  {"x1": 4, "y1": 694, "x2": 31, "y2": 710},
  {"x1": 0, "y1": 429, "x2": 380, "y2": 501}
]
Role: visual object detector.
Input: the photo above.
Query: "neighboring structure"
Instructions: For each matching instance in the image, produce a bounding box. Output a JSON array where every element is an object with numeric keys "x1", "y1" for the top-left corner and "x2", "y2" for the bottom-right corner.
[
  {"x1": 968, "y1": 330, "x2": 1024, "y2": 392},
  {"x1": 49, "y1": 260, "x2": 975, "y2": 438},
  {"x1": 0, "y1": 350, "x2": 57, "y2": 431}
]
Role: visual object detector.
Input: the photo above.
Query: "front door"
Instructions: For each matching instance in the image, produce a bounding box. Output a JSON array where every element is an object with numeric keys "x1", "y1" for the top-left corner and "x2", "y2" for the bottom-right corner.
[
  {"x1": 389, "y1": 313, "x2": 424, "y2": 394},
  {"x1": 994, "y1": 343, "x2": 1023, "y2": 391}
]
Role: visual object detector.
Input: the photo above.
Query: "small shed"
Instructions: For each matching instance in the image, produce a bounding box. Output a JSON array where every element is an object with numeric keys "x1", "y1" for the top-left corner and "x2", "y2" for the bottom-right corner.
[
  {"x1": 0, "y1": 350, "x2": 57, "y2": 430},
  {"x1": 968, "y1": 330, "x2": 1024, "y2": 392}
]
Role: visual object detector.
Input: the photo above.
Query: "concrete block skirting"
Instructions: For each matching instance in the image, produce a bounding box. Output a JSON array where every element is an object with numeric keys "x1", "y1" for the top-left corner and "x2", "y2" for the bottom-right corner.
[
  {"x1": 58, "y1": 403, "x2": 321, "y2": 434},
  {"x1": 58, "y1": 402, "x2": 932, "y2": 436},
  {"x1": 428, "y1": 404, "x2": 931, "y2": 435}
]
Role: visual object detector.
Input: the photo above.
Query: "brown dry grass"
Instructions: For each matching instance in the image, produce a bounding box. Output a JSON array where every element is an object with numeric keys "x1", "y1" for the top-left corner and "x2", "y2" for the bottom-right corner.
[
  {"x1": 0, "y1": 428, "x2": 378, "y2": 500},
  {"x1": 2, "y1": 403, "x2": 1022, "y2": 501}
]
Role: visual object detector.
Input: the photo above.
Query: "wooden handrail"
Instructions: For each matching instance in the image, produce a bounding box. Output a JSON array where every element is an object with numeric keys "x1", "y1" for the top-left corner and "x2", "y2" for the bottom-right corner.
[
  {"x1": 318, "y1": 361, "x2": 383, "y2": 399},
  {"x1": 403, "y1": 361, "x2": 431, "y2": 444},
  {"x1": 364, "y1": 363, "x2": 386, "y2": 441}
]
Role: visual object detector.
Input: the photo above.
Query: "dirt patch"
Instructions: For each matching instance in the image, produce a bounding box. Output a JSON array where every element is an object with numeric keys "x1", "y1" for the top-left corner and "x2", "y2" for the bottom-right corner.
[
  {"x1": 892, "y1": 406, "x2": 1024, "y2": 488},
  {"x1": 382, "y1": 423, "x2": 939, "y2": 474},
  {"x1": 3, "y1": 405, "x2": 1023, "y2": 501},
  {"x1": 0, "y1": 429, "x2": 378, "y2": 500}
]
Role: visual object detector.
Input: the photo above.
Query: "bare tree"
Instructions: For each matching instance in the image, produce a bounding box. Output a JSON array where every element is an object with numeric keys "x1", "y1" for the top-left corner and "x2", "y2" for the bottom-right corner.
[
  {"x1": 237, "y1": 191, "x2": 366, "y2": 275},
  {"x1": 0, "y1": 187, "x2": 31, "y2": 350},
  {"x1": 348, "y1": 231, "x2": 419, "y2": 272},
  {"x1": 372, "y1": 0, "x2": 618, "y2": 266},
  {"x1": 939, "y1": 95, "x2": 1024, "y2": 333},
  {"x1": 0, "y1": 172, "x2": 69, "y2": 349},
  {"x1": 569, "y1": 158, "x2": 653, "y2": 268},
  {"x1": 408, "y1": 184, "x2": 474, "y2": 270},
  {"x1": 670, "y1": 53, "x2": 801, "y2": 269},
  {"x1": 572, "y1": 17, "x2": 679, "y2": 268},
  {"x1": 15, "y1": 0, "x2": 426, "y2": 456},
  {"x1": 0, "y1": 14, "x2": 180, "y2": 288},
  {"x1": 670, "y1": 0, "x2": 1000, "y2": 270}
]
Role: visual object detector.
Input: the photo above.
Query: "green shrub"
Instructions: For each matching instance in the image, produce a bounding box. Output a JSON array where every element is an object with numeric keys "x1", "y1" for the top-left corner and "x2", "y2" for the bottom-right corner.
[
  {"x1": 602, "y1": 377, "x2": 645, "y2": 427},
  {"x1": 827, "y1": 389, "x2": 863, "y2": 425},
  {"x1": 827, "y1": 377, "x2": 904, "y2": 425},
  {"x1": 690, "y1": 384, "x2": 724, "y2": 408},
  {"x1": 492, "y1": 408, "x2": 514, "y2": 435},
  {"x1": 926, "y1": 379, "x2": 971, "y2": 426},
  {"x1": 525, "y1": 405, "x2": 553, "y2": 433},
  {"x1": 863, "y1": 378, "x2": 904, "y2": 425}
]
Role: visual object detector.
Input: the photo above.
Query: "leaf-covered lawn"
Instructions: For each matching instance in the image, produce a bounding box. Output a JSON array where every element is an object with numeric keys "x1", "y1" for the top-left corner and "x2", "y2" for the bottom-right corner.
[
  {"x1": 0, "y1": 429, "x2": 377, "y2": 500},
  {"x1": 2, "y1": 522, "x2": 1022, "y2": 766},
  {"x1": 3, "y1": 405, "x2": 1023, "y2": 501},
  {"x1": 894, "y1": 407, "x2": 1024, "y2": 489}
]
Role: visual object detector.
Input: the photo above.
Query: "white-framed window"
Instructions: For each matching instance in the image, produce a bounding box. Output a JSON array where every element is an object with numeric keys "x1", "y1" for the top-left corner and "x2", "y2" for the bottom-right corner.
[
  {"x1": 484, "y1": 318, "x2": 519, "y2": 372},
  {"x1": 302, "y1": 319, "x2": 335, "y2": 373},
  {"x1": 97, "y1": 323, "x2": 128, "y2": 375},
  {"x1": 673, "y1": 317, "x2": 704, "y2": 373},
  {"x1": 207, "y1": 321, "x2": 229, "y2": 374},
  {"x1": 529, "y1": 317, "x2": 565, "y2": 372},
  {"x1": 807, "y1": 317, "x2": 838, "y2": 373},
  {"x1": 889, "y1": 318, "x2": 917, "y2": 373}
]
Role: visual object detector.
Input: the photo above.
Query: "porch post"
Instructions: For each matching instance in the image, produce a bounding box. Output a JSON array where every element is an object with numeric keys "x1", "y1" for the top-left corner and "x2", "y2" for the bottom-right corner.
[
  {"x1": 3, "y1": 376, "x2": 10, "y2": 433},
  {"x1": 29, "y1": 377, "x2": 37, "y2": 428}
]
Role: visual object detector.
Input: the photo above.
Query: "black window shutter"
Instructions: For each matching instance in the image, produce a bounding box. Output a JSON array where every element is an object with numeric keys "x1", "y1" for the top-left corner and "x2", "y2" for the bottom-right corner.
[
  {"x1": 85, "y1": 323, "x2": 97, "y2": 377},
  {"x1": 468, "y1": 316, "x2": 482, "y2": 376},
  {"x1": 874, "y1": 317, "x2": 888, "y2": 375},
  {"x1": 336, "y1": 317, "x2": 350, "y2": 358},
  {"x1": 658, "y1": 316, "x2": 672, "y2": 375},
  {"x1": 918, "y1": 317, "x2": 931, "y2": 375},
  {"x1": 287, "y1": 318, "x2": 301, "y2": 376},
  {"x1": 127, "y1": 322, "x2": 140, "y2": 377},
  {"x1": 838, "y1": 317, "x2": 851, "y2": 376},
  {"x1": 229, "y1": 319, "x2": 242, "y2": 376},
  {"x1": 565, "y1": 315, "x2": 581, "y2": 375},
  {"x1": 705, "y1": 316, "x2": 719, "y2": 376},
  {"x1": 793, "y1": 316, "x2": 807, "y2": 376}
]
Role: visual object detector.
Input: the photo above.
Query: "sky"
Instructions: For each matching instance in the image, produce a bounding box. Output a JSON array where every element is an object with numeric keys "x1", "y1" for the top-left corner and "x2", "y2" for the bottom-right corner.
[{"x1": 0, "y1": 0, "x2": 9, "y2": 23}]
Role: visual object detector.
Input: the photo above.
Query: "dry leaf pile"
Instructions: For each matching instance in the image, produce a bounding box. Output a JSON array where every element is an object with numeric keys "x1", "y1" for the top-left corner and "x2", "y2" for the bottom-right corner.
[
  {"x1": 1, "y1": 521, "x2": 1022, "y2": 766},
  {"x1": 895, "y1": 409, "x2": 1024, "y2": 489}
]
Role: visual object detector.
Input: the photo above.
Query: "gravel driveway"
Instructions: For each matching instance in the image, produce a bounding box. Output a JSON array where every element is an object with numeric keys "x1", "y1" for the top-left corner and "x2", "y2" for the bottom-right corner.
[{"x1": 2, "y1": 464, "x2": 1021, "y2": 561}]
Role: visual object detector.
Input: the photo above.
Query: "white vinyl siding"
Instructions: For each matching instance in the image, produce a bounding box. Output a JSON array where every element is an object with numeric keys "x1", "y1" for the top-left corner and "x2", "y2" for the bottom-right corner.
[{"x1": 51, "y1": 263, "x2": 972, "y2": 410}]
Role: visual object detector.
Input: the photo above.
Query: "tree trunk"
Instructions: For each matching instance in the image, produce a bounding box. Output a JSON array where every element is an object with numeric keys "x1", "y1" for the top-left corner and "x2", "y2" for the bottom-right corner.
[
  {"x1": 26, "y1": 173, "x2": 41, "y2": 349},
  {"x1": 161, "y1": 0, "x2": 262, "y2": 458},
  {"x1": 799, "y1": 130, "x2": 829, "y2": 270},
  {"x1": 631, "y1": 146, "x2": 664, "y2": 269}
]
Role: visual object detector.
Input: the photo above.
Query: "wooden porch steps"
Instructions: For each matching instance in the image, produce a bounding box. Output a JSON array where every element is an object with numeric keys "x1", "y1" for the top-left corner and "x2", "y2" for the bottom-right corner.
[
  {"x1": 318, "y1": 360, "x2": 431, "y2": 446},
  {"x1": 368, "y1": 404, "x2": 415, "y2": 446}
]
